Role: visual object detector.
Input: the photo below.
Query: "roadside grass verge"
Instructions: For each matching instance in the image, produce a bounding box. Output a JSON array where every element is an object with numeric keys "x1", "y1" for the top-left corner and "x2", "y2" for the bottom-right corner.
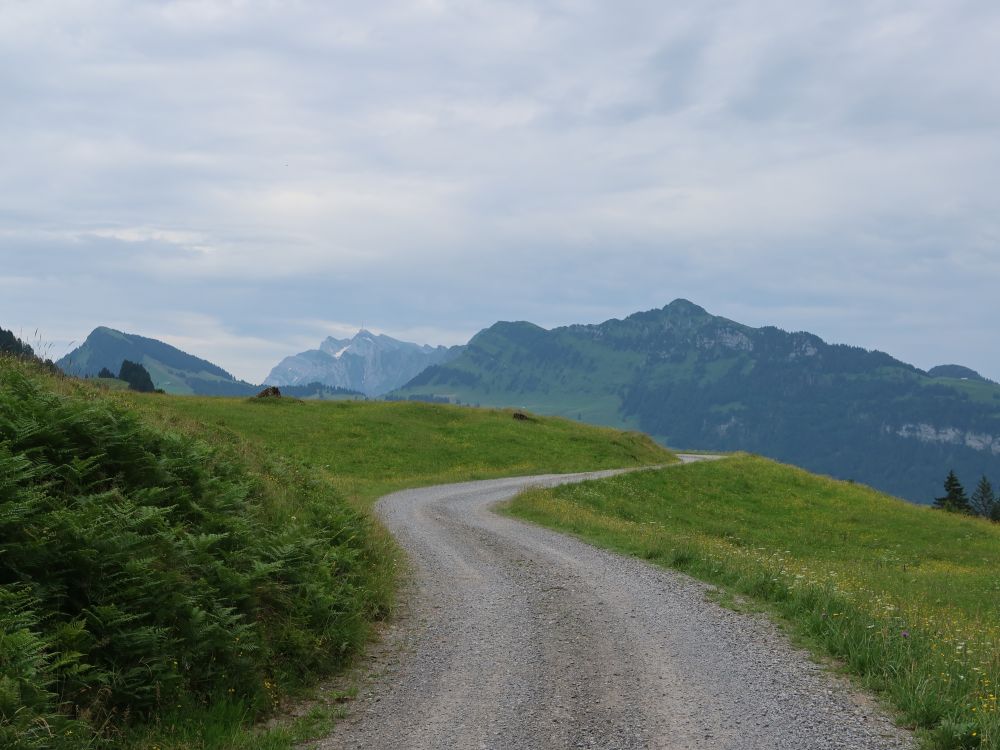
[
  {"x1": 1, "y1": 360, "x2": 672, "y2": 748},
  {"x1": 505, "y1": 455, "x2": 1000, "y2": 750}
]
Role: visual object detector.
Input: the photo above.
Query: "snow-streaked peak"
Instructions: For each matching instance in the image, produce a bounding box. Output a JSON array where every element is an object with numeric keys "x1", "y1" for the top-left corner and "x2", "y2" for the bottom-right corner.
[{"x1": 266, "y1": 329, "x2": 463, "y2": 396}]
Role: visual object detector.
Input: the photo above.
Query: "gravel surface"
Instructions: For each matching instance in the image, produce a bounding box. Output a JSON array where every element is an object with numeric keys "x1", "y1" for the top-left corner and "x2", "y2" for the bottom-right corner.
[{"x1": 317, "y1": 461, "x2": 914, "y2": 750}]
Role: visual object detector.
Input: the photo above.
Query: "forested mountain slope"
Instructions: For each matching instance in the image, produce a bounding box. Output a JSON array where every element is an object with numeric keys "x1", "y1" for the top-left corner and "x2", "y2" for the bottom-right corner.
[{"x1": 396, "y1": 299, "x2": 1000, "y2": 503}]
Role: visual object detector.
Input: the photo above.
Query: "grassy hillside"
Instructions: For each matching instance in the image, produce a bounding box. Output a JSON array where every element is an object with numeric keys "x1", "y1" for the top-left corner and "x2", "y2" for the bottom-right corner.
[
  {"x1": 507, "y1": 456, "x2": 1000, "y2": 750},
  {"x1": 120, "y1": 394, "x2": 673, "y2": 506},
  {"x1": 0, "y1": 358, "x2": 672, "y2": 749},
  {"x1": 91, "y1": 376, "x2": 131, "y2": 390}
]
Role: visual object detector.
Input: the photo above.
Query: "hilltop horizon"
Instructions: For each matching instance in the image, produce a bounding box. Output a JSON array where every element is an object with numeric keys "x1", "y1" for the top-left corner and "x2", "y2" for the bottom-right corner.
[{"x1": 47, "y1": 299, "x2": 998, "y2": 387}]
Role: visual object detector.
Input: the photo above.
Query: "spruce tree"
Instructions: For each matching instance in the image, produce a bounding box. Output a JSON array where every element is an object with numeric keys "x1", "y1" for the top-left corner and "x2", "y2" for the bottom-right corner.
[
  {"x1": 118, "y1": 360, "x2": 156, "y2": 393},
  {"x1": 97, "y1": 366, "x2": 115, "y2": 379},
  {"x1": 933, "y1": 470, "x2": 971, "y2": 513},
  {"x1": 970, "y1": 475, "x2": 997, "y2": 519},
  {"x1": 0, "y1": 326, "x2": 34, "y2": 358}
]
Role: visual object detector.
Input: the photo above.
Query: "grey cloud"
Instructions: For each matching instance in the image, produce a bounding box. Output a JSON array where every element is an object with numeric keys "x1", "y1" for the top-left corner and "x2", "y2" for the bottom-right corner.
[{"x1": 2, "y1": 0, "x2": 999, "y2": 381}]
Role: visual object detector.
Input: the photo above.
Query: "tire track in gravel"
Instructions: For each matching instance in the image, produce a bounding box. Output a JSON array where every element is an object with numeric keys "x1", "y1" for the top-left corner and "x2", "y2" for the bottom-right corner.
[{"x1": 317, "y1": 460, "x2": 914, "y2": 750}]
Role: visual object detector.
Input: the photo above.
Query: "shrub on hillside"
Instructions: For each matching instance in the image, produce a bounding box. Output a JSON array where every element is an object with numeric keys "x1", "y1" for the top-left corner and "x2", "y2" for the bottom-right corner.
[{"x1": 0, "y1": 359, "x2": 382, "y2": 745}]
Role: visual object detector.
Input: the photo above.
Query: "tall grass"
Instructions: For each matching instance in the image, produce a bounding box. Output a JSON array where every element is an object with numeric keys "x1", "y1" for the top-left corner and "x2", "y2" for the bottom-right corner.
[{"x1": 506, "y1": 455, "x2": 1000, "y2": 750}]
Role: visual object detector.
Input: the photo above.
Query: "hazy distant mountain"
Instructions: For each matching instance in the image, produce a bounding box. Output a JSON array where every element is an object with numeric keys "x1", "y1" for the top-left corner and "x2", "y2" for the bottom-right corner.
[
  {"x1": 265, "y1": 330, "x2": 462, "y2": 397},
  {"x1": 395, "y1": 299, "x2": 1000, "y2": 504},
  {"x1": 57, "y1": 327, "x2": 259, "y2": 396}
]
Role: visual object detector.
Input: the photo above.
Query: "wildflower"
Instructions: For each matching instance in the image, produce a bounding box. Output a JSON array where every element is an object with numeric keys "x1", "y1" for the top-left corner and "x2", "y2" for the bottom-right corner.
[{"x1": 901, "y1": 630, "x2": 910, "y2": 638}]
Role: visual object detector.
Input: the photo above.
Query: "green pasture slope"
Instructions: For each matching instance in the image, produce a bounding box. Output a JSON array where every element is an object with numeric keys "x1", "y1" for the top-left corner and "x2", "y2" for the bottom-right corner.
[
  {"x1": 507, "y1": 455, "x2": 1000, "y2": 750},
  {"x1": 124, "y1": 393, "x2": 672, "y2": 507},
  {"x1": 0, "y1": 357, "x2": 671, "y2": 750}
]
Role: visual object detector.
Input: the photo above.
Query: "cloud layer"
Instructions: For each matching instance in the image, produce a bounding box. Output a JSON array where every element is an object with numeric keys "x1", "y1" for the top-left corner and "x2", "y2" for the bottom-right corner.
[{"x1": 3, "y1": 0, "x2": 999, "y2": 382}]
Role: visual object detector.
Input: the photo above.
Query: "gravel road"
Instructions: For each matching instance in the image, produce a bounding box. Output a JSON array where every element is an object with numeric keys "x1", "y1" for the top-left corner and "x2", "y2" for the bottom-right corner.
[{"x1": 318, "y1": 460, "x2": 913, "y2": 750}]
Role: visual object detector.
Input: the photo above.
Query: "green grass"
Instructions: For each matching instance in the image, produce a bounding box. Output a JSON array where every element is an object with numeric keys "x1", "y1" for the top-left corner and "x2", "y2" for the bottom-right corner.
[
  {"x1": 118, "y1": 394, "x2": 672, "y2": 507},
  {"x1": 505, "y1": 455, "x2": 1000, "y2": 750},
  {"x1": 1, "y1": 359, "x2": 672, "y2": 749},
  {"x1": 91, "y1": 376, "x2": 130, "y2": 390},
  {"x1": 119, "y1": 695, "x2": 352, "y2": 750},
  {"x1": 926, "y1": 377, "x2": 1000, "y2": 405}
]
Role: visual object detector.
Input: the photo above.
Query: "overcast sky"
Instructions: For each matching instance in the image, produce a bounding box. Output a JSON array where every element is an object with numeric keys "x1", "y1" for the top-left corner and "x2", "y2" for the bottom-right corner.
[{"x1": 2, "y1": 0, "x2": 998, "y2": 383}]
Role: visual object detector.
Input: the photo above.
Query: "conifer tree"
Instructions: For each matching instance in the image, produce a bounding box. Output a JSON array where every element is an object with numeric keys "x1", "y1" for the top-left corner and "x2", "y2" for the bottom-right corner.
[
  {"x1": 970, "y1": 475, "x2": 997, "y2": 519},
  {"x1": 0, "y1": 326, "x2": 34, "y2": 358},
  {"x1": 933, "y1": 470, "x2": 971, "y2": 513},
  {"x1": 118, "y1": 360, "x2": 156, "y2": 393}
]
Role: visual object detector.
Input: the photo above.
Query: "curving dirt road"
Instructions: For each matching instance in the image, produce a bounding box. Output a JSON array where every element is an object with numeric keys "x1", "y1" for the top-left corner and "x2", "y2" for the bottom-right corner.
[{"x1": 319, "y1": 461, "x2": 913, "y2": 750}]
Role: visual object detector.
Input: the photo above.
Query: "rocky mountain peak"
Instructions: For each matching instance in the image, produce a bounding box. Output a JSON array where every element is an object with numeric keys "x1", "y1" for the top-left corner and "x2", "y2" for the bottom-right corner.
[{"x1": 266, "y1": 330, "x2": 462, "y2": 396}]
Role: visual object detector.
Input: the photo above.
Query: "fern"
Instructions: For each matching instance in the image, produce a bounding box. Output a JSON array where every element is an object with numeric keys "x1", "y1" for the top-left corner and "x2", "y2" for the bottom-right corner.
[{"x1": 0, "y1": 358, "x2": 382, "y2": 746}]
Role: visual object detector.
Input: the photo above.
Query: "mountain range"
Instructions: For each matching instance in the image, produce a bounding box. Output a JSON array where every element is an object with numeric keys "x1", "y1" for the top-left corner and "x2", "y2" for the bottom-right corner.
[
  {"x1": 49, "y1": 304, "x2": 1000, "y2": 504},
  {"x1": 394, "y1": 299, "x2": 1000, "y2": 504},
  {"x1": 265, "y1": 330, "x2": 461, "y2": 397},
  {"x1": 55, "y1": 326, "x2": 440, "y2": 399}
]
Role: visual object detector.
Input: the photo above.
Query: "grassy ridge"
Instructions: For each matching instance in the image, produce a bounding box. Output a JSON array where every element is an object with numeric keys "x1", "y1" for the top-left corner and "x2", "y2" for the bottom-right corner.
[
  {"x1": 1, "y1": 360, "x2": 673, "y2": 748},
  {"x1": 120, "y1": 394, "x2": 673, "y2": 506},
  {"x1": 506, "y1": 456, "x2": 1000, "y2": 750}
]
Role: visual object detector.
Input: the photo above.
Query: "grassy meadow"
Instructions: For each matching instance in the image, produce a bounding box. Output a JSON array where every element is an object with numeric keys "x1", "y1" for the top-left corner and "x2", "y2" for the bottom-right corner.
[
  {"x1": 0, "y1": 358, "x2": 672, "y2": 749},
  {"x1": 117, "y1": 392, "x2": 672, "y2": 507},
  {"x1": 506, "y1": 455, "x2": 1000, "y2": 750}
]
